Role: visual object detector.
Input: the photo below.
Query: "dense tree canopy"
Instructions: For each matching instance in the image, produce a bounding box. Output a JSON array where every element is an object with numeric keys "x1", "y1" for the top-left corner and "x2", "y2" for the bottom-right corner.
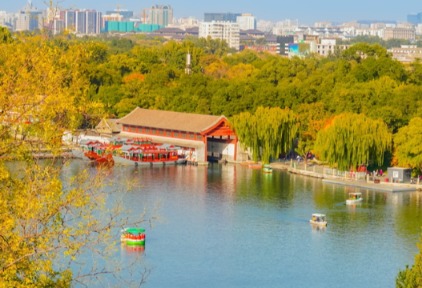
[{"x1": 313, "y1": 113, "x2": 392, "y2": 170}]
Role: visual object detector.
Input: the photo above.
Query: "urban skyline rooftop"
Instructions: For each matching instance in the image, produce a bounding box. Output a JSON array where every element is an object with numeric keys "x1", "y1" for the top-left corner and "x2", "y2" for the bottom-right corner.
[{"x1": 1, "y1": 0, "x2": 421, "y2": 25}]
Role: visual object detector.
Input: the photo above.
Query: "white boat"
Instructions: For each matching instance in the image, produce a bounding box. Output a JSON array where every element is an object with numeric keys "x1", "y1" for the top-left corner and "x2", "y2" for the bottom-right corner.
[
  {"x1": 346, "y1": 192, "x2": 363, "y2": 205},
  {"x1": 310, "y1": 213, "x2": 327, "y2": 226},
  {"x1": 263, "y1": 164, "x2": 273, "y2": 173}
]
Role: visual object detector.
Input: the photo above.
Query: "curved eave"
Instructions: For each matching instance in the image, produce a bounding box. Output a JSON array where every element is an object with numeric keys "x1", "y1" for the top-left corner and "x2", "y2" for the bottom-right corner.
[{"x1": 200, "y1": 116, "x2": 235, "y2": 136}]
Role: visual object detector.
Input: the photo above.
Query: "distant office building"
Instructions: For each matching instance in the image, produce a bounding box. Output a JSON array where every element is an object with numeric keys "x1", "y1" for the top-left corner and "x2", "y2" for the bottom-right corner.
[
  {"x1": 277, "y1": 35, "x2": 294, "y2": 56},
  {"x1": 315, "y1": 39, "x2": 349, "y2": 56},
  {"x1": 407, "y1": 12, "x2": 422, "y2": 24},
  {"x1": 146, "y1": 5, "x2": 173, "y2": 27},
  {"x1": 173, "y1": 17, "x2": 199, "y2": 29},
  {"x1": 204, "y1": 13, "x2": 240, "y2": 23},
  {"x1": 272, "y1": 19, "x2": 299, "y2": 36},
  {"x1": 0, "y1": 11, "x2": 14, "y2": 29},
  {"x1": 389, "y1": 45, "x2": 422, "y2": 62},
  {"x1": 105, "y1": 9, "x2": 133, "y2": 20},
  {"x1": 383, "y1": 27, "x2": 415, "y2": 41},
  {"x1": 236, "y1": 13, "x2": 256, "y2": 30},
  {"x1": 15, "y1": 2, "x2": 43, "y2": 32},
  {"x1": 199, "y1": 21, "x2": 240, "y2": 50}
]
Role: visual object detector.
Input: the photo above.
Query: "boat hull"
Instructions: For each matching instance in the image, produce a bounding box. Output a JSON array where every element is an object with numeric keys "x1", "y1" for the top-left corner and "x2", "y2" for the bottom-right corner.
[
  {"x1": 310, "y1": 220, "x2": 328, "y2": 226},
  {"x1": 346, "y1": 198, "x2": 363, "y2": 205},
  {"x1": 114, "y1": 155, "x2": 177, "y2": 166},
  {"x1": 263, "y1": 168, "x2": 273, "y2": 173}
]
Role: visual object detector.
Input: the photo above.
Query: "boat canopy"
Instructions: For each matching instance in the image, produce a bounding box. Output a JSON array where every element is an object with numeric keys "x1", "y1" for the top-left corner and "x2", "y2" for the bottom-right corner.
[
  {"x1": 311, "y1": 213, "x2": 326, "y2": 221},
  {"x1": 123, "y1": 227, "x2": 145, "y2": 235}
]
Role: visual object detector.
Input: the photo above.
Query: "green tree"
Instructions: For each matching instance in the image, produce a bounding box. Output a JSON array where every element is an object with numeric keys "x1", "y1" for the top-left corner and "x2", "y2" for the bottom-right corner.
[{"x1": 314, "y1": 113, "x2": 392, "y2": 170}]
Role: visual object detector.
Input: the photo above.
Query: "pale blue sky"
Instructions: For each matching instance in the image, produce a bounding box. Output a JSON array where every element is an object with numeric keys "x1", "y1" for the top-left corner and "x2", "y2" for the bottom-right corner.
[{"x1": 1, "y1": 0, "x2": 421, "y2": 24}]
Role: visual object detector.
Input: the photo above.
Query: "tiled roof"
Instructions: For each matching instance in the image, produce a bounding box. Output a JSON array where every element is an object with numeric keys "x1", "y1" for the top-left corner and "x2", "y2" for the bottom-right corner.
[{"x1": 118, "y1": 107, "x2": 227, "y2": 133}]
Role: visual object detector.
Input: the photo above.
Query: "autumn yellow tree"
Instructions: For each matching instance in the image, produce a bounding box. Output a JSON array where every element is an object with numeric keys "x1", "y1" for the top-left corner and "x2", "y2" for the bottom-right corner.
[
  {"x1": 394, "y1": 117, "x2": 422, "y2": 173},
  {"x1": 0, "y1": 35, "x2": 146, "y2": 287}
]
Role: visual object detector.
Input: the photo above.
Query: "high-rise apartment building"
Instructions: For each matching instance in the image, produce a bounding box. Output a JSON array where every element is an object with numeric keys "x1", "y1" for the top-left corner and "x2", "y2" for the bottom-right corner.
[
  {"x1": 199, "y1": 21, "x2": 240, "y2": 50},
  {"x1": 60, "y1": 10, "x2": 101, "y2": 35},
  {"x1": 15, "y1": 1, "x2": 43, "y2": 32},
  {"x1": 62, "y1": 10, "x2": 76, "y2": 32},
  {"x1": 236, "y1": 13, "x2": 256, "y2": 30},
  {"x1": 146, "y1": 5, "x2": 173, "y2": 27}
]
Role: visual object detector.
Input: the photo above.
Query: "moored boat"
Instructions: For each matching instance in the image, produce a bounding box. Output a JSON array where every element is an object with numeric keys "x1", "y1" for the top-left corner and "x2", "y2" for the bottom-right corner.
[
  {"x1": 263, "y1": 164, "x2": 273, "y2": 173},
  {"x1": 176, "y1": 154, "x2": 188, "y2": 165},
  {"x1": 83, "y1": 141, "x2": 114, "y2": 165},
  {"x1": 310, "y1": 213, "x2": 327, "y2": 226},
  {"x1": 346, "y1": 192, "x2": 363, "y2": 205},
  {"x1": 113, "y1": 145, "x2": 178, "y2": 166}
]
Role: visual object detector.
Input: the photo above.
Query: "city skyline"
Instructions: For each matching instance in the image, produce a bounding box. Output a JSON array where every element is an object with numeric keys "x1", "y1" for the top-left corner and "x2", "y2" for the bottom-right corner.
[{"x1": 1, "y1": 0, "x2": 421, "y2": 25}]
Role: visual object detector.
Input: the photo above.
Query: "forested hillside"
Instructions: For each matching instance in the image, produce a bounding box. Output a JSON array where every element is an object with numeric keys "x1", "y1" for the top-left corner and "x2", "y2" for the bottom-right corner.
[{"x1": 2, "y1": 28, "x2": 422, "y2": 171}]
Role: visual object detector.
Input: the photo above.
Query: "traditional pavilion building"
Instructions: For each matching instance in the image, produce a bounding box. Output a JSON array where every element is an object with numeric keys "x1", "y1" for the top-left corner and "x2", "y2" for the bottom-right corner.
[{"x1": 117, "y1": 108, "x2": 238, "y2": 164}]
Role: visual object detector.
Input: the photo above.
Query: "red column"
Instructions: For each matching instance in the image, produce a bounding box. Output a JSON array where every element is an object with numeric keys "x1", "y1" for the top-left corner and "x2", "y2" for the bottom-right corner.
[
  {"x1": 234, "y1": 136, "x2": 238, "y2": 161},
  {"x1": 203, "y1": 135, "x2": 208, "y2": 162}
]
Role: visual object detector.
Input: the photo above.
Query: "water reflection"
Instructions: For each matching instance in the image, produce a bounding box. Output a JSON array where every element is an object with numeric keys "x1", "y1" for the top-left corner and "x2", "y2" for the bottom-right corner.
[{"x1": 58, "y1": 160, "x2": 422, "y2": 288}]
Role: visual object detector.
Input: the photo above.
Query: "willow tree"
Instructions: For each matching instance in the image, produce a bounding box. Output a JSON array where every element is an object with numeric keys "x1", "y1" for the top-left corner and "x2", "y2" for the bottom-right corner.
[
  {"x1": 232, "y1": 106, "x2": 299, "y2": 163},
  {"x1": 314, "y1": 113, "x2": 392, "y2": 170},
  {"x1": 0, "y1": 35, "x2": 146, "y2": 286},
  {"x1": 394, "y1": 117, "x2": 422, "y2": 173}
]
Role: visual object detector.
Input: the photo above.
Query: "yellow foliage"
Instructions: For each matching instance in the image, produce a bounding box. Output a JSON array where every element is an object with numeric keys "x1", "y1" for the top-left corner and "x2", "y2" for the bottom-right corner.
[{"x1": 0, "y1": 35, "x2": 145, "y2": 286}]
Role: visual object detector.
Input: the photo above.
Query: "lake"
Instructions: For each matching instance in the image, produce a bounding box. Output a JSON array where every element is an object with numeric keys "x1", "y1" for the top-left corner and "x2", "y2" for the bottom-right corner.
[{"x1": 67, "y1": 160, "x2": 422, "y2": 288}]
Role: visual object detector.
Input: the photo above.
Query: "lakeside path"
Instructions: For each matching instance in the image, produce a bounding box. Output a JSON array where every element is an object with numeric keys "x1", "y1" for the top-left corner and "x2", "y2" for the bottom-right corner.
[{"x1": 269, "y1": 161, "x2": 422, "y2": 193}]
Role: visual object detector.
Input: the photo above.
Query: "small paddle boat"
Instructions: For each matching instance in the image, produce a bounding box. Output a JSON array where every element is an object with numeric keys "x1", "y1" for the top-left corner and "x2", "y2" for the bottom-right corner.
[
  {"x1": 346, "y1": 192, "x2": 363, "y2": 205},
  {"x1": 121, "y1": 227, "x2": 146, "y2": 246},
  {"x1": 309, "y1": 213, "x2": 327, "y2": 227}
]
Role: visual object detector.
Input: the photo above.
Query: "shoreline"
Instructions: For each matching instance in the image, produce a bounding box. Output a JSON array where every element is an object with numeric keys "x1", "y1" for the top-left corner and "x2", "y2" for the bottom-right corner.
[{"x1": 269, "y1": 161, "x2": 422, "y2": 193}]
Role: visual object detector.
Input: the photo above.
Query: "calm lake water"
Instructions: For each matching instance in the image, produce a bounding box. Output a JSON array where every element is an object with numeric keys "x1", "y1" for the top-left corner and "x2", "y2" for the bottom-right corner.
[{"x1": 66, "y1": 160, "x2": 422, "y2": 288}]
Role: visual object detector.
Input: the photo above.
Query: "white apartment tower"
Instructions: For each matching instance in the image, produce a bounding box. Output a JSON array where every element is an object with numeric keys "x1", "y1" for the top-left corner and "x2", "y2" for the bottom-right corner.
[
  {"x1": 63, "y1": 10, "x2": 101, "y2": 35},
  {"x1": 236, "y1": 13, "x2": 256, "y2": 30},
  {"x1": 199, "y1": 21, "x2": 240, "y2": 50}
]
